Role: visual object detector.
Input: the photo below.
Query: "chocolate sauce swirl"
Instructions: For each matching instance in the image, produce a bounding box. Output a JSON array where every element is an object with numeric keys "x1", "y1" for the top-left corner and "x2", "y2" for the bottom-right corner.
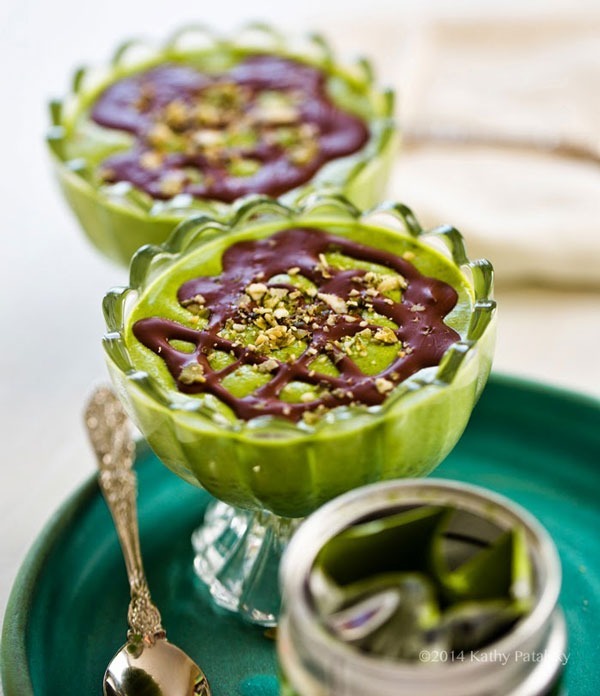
[
  {"x1": 132, "y1": 228, "x2": 461, "y2": 423},
  {"x1": 91, "y1": 55, "x2": 369, "y2": 202}
]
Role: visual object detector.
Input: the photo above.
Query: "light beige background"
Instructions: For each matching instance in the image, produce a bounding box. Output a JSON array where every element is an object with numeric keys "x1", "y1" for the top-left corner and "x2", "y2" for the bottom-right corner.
[{"x1": 1, "y1": 0, "x2": 599, "y2": 660}]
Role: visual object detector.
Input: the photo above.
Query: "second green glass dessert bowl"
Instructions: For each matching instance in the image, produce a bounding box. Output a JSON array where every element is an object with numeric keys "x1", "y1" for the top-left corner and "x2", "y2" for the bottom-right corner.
[
  {"x1": 103, "y1": 193, "x2": 496, "y2": 624},
  {"x1": 48, "y1": 24, "x2": 397, "y2": 265}
]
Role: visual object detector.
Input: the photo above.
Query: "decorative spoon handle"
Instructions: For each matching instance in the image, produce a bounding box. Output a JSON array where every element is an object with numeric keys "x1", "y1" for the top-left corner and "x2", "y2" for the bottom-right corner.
[{"x1": 85, "y1": 386, "x2": 165, "y2": 644}]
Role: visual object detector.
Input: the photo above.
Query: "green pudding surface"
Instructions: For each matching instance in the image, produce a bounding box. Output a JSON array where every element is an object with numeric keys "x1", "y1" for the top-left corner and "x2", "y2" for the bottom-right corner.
[
  {"x1": 63, "y1": 48, "x2": 379, "y2": 172},
  {"x1": 125, "y1": 220, "x2": 474, "y2": 425}
]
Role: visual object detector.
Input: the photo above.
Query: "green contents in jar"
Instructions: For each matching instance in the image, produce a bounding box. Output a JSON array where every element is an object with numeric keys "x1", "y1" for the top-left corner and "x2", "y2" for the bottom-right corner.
[{"x1": 310, "y1": 505, "x2": 534, "y2": 661}]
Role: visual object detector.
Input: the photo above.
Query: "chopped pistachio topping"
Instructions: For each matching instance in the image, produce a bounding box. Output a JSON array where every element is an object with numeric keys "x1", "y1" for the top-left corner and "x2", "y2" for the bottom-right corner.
[
  {"x1": 373, "y1": 327, "x2": 399, "y2": 344},
  {"x1": 317, "y1": 293, "x2": 347, "y2": 314},
  {"x1": 377, "y1": 274, "x2": 407, "y2": 293},
  {"x1": 159, "y1": 171, "x2": 185, "y2": 197},
  {"x1": 140, "y1": 151, "x2": 164, "y2": 170},
  {"x1": 375, "y1": 377, "x2": 394, "y2": 394},
  {"x1": 252, "y1": 91, "x2": 300, "y2": 125},
  {"x1": 100, "y1": 76, "x2": 326, "y2": 195},
  {"x1": 228, "y1": 158, "x2": 261, "y2": 178},
  {"x1": 245, "y1": 283, "x2": 269, "y2": 301},
  {"x1": 257, "y1": 358, "x2": 280, "y2": 373},
  {"x1": 192, "y1": 129, "x2": 226, "y2": 148},
  {"x1": 289, "y1": 139, "x2": 319, "y2": 166},
  {"x1": 179, "y1": 362, "x2": 206, "y2": 384},
  {"x1": 98, "y1": 166, "x2": 116, "y2": 182},
  {"x1": 181, "y1": 294, "x2": 207, "y2": 316}
]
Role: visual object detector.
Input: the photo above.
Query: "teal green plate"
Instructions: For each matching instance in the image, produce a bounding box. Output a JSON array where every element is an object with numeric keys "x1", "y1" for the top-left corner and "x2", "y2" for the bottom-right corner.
[{"x1": 2, "y1": 374, "x2": 599, "y2": 695}]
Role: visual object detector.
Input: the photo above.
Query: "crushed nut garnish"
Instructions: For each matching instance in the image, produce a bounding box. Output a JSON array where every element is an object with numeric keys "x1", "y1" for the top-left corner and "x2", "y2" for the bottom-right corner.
[
  {"x1": 253, "y1": 93, "x2": 299, "y2": 125},
  {"x1": 164, "y1": 100, "x2": 190, "y2": 130},
  {"x1": 257, "y1": 358, "x2": 279, "y2": 373},
  {"x1": 179, "y1": 362, "x2": 206, "y2": 385},
  {"x1": 159, "y1": 172, "x2": 185, "y2": 197},
  {"x1": 265, "y1": 325, "x2": 294, "y2": 349},
  {"x1": 254, "y1": 316, "x2": 268, "y2": 330},
  {"x1": 140, "y1": 151, "x2": 163, "y2": 170},
  {"x1": 229, "y1": 158, "x2": 261, "y2": 178},
  {"x1": 181, "y1": 294, "x2": 207, "y2": 316},
  {"x1": 377, "y1": 274, "x2": 407, "y2": 293},
  {"x1": 245, "y1": 282, "x2": 268, "y2": 301},
  {"x1": 374, "y1": 327, "x2": 399, "y2": 344},
  {"x1": 98, "y1": 166, "x2": 116, "y2": 181},
  {"x1": 302, "y1": 411, "x2": 320, "y2": 425},
  {"x1": 317, "y1": 293, "x2": 347, "y2": 314},
  {"x1": 375, "y1": 377, "x2": 394, "y2": 394},
  {"x1": 192, "y1": 129, "x2": 226, "y2": 148},
  {"x1": 301, "y1": 404, "x2": 328, "y2": 425},
  {"x1": 148, "y1": 123, "x2": 176, "y2": 149}
]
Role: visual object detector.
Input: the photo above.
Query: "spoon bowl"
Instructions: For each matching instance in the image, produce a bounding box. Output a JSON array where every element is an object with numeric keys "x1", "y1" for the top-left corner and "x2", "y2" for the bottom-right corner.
[{"x1": 104, "y1": 638, "x2": 210, "y2": 696}]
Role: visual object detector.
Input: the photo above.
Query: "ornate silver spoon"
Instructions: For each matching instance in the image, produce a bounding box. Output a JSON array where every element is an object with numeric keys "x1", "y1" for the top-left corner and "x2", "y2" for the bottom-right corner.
[{"x1": 85, "y1": 386, "x2": 211, "y2": 696}]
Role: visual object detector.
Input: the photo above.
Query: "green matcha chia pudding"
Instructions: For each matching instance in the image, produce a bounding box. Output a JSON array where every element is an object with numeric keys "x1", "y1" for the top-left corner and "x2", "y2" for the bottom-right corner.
[
  {"x1": 48, "y1": 25, "x2": 396, "y2": 265},
  {"x1": 105, "y1": 194, "x2": 495, "y2": 514},
  {"x1": 103, "y1": 194, "x2": 495, "y2": 623}
]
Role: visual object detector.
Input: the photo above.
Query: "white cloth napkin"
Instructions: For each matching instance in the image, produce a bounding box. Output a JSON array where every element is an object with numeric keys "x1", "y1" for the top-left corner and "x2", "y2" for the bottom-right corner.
[{"x1": 333, "y1": 13, "x2": 600, "y2": 287}]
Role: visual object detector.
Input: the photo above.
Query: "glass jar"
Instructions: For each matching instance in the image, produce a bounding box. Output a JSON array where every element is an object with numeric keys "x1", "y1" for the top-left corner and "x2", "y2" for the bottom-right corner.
[{"x1": 278, "y1": 479, "x2": 566, "y2": 696}]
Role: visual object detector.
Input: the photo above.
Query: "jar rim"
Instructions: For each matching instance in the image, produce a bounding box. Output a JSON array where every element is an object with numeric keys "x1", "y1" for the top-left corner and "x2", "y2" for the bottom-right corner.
[{"x1": 280, "y1": 478, "x2": 563, "y2": 694}]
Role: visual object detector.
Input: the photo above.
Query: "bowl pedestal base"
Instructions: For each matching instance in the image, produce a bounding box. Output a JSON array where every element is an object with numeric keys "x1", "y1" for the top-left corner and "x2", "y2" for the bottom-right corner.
[{"x1": 192, "y1": 500, "x2": 302, "y2": 626}]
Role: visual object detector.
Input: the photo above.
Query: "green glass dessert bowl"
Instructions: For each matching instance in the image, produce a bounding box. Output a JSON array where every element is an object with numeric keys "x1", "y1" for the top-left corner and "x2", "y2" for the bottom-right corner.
[
  {"x1": 48, "y1": 24, "x2": 397, "y2": 265},
  {"x1": 103, "y1": 193, "x2": 496, "y2": 625}
]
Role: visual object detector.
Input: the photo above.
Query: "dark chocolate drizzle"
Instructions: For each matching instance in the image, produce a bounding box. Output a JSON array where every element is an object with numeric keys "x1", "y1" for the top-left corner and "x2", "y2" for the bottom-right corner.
[
  {"x1": 132, "y1": 228, "x2": 461, "y2": 423},
  {"x1": 91, "y1": 55, "x2": 369, "y2": 202}
]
